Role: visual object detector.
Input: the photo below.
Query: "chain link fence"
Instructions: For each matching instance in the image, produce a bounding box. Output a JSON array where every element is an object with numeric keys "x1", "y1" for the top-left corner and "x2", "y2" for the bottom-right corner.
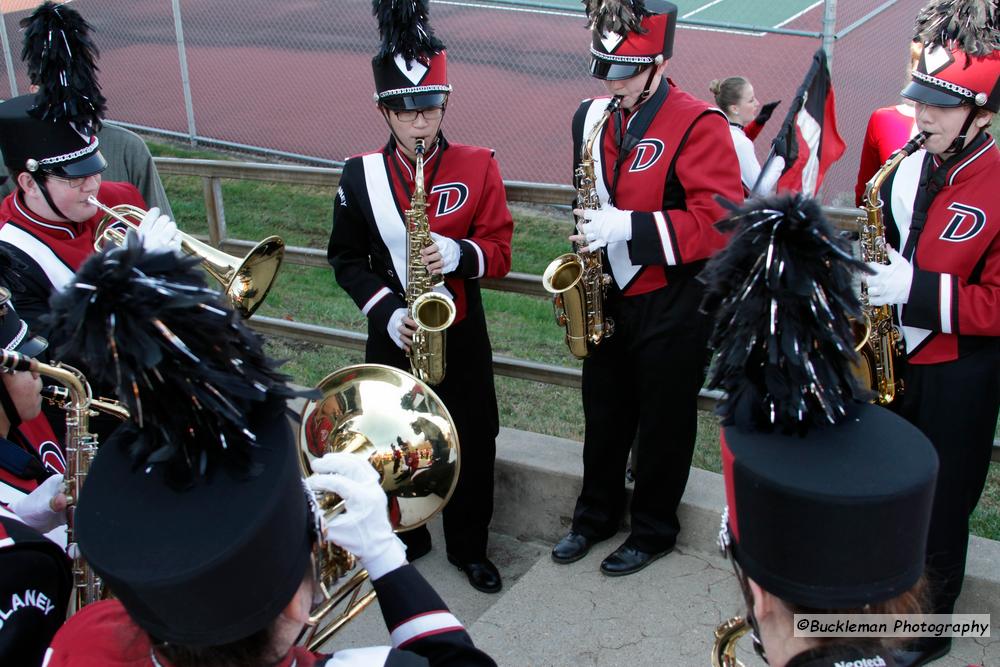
[{"x1": 0, "y1": 0, "x2": 917, "y2": 203}]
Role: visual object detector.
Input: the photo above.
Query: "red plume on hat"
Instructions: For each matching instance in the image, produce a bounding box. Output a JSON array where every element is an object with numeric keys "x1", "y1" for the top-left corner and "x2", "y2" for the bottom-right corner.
[{"x1": 904, "y1": 0, "x2": 1000, "y2": 110}]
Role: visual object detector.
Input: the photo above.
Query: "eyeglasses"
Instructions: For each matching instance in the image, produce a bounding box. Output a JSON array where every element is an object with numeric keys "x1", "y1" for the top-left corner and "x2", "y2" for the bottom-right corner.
[
  {"x1": 392, "y1": 108, "x2": 444, "y2": 123},
  {"x1": 47, "y1": 173, "x2": 101, "y2": 190}
]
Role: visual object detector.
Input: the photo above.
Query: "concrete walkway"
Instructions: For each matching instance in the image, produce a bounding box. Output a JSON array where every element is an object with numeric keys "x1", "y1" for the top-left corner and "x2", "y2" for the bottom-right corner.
[{"x1": 322, "y1": 428, "x2": 1000, "y2": 667}]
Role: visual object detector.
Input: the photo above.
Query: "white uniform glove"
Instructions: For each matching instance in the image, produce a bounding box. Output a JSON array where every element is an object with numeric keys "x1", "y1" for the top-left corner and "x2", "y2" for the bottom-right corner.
[
  {"x1": 577, "y1": 206, "x2": 633, "y2": 251},
  {"x1": 9, "y1": 474, "x2": 66, "y2": 534},
  {"x1": 387, "y1": 307, "x2": 409, "y2": 351},
  {"x1": 430, "y1": 232, "x2": 461, "y2": 274},
  {"x1": 138, "y1": 207, "x2": 182, "y2": 252},
  {"x1": 866, "y1": 247, "x2": 913, "y2": 306},
  {"x1": 308, "y1": 452, "x2": 407, "y2": 580}
]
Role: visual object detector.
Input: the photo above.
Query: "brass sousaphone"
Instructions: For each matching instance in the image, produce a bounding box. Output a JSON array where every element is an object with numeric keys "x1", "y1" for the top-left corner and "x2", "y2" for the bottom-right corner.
[
  {"x1": 88, "y1": 197, "x2": 284, "y2": 318},
  {"x1": 297, "y1": 364, "x2": 460, "y2": 650}
]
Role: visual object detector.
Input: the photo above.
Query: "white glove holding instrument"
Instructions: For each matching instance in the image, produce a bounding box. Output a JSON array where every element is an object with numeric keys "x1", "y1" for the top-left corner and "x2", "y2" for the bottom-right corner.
[
  {"x1": 866, "y1": 247, "x2": 913, "y2": 306},
  {"x1": 308, "y1": 452, "x2": 407, "y2": 580},
  {"x1": 9, "y1": 474, "x2": 67, "y2": 534},
  {"x1": 138, "y1": 207, "x2": 182, "y2": 252},
  {"x1": 430, "y1": 232, "x2": 461, "y2": 274},
  {"x1": 572, "y1": 206, "x2": 632, "y2": 252},
  {"x1": 387, "y1": 307, "x2": 413, "y2": 352}
]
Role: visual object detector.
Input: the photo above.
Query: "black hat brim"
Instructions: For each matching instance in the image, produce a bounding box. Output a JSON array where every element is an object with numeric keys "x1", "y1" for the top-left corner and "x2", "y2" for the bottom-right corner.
[
  {"x1": 901, "y1": 80, "x2": 966, "y2": 108},
  {"x1": 46, "y1": 149, "x2": 108, "y2": 179},
  {"x1": 380, "y1": 92, "x2": 449, "y2": 111},
  {"x1": 16, "y1": 334, "x2": 47, "y2": 359},
  {"x1": 590, "y1": 59, "x2": 648, "y2": 81}
]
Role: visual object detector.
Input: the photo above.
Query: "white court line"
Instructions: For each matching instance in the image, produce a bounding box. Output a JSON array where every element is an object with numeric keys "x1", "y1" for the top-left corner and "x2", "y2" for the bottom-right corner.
[
  {"x1": 682, "y1": 0, "x2": 727, "y2": 20},
  {"x1": 774, "y1": 0, "x2": 824, "y2": 29}
]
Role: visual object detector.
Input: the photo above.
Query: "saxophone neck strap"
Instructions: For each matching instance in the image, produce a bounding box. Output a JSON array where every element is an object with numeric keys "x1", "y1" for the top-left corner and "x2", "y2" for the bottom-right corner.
[
  {"x1": 388, "y1": 134, "x2": 447, "y2": 205},
  {"x1": 609, "y1": 82, "x2": 670, "y2": 205}
]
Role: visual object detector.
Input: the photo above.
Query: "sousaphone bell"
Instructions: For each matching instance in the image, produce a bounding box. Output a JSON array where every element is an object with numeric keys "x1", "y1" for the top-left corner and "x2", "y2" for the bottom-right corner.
[{"x1": 297, "y1": 364, "x2": 460, "y2": 650}]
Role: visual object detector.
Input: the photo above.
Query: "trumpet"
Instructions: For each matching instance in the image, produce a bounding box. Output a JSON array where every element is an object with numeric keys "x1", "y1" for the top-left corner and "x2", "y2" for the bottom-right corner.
[
  {"x1": 297, "y1": 364, "x2": 460, "y2": 650},
  {"x1": 88, "y1": 197, "x2": 285, "y2": 318}
]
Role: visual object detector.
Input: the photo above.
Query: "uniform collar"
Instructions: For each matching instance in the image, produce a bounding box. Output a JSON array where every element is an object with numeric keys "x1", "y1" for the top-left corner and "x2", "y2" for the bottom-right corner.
[
  {"x1": 930, "y1": 131, "x2": 996, "y2": 187},
  {"x1": 385, "y1": 133, "x2": 448, "y2": 182},
  {"x1": 10, "y1": 190, "x2": 82, "y2": 240}
]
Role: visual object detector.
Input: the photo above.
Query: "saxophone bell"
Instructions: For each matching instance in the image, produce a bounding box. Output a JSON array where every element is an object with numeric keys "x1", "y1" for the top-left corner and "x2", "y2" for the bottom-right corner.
[{"x1": 711, "y1": 615, "x2": 750, "y2": 667}]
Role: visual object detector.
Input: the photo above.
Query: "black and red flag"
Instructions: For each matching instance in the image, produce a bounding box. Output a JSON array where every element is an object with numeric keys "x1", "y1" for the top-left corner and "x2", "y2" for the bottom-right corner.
[{"x1": 756, "y1": 48, "x2": 846, "y2": 196}]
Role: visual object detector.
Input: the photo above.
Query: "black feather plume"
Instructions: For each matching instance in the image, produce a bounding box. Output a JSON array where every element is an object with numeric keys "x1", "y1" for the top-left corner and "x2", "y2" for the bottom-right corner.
[
  {"x1": 44, "y1": 237, "x2": 310, "y2": 487},
  {"x1": 914, "y1": 0, "x2": 1000, "y2": 57},
  {"x1": 0, "y1": 246, "x2": 27, "y2": 294},
  {"x1": 700, "y1": 194, "x2": 869, "y2": 433},
  {"x1": 583, "y1": 0, "x2": 651, "y2": 35},
  {"x1": 20, "y1": 1, "x2": 106, "y2": 131},
  {"x1": 372, "y1": 0, "x2": 445, "y2": 66}
]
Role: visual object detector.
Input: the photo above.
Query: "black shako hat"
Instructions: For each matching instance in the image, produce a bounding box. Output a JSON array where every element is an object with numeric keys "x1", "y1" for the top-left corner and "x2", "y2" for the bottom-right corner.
[
  {"x1": 0, "y1": 95, "x2": 106, "y2": 178},
  {"x1": 585, "y1": 0, "x2": 678, "y2": 81},
  {"x1": 701, "y1": 194, "x2": 938, "y2": 609},
  {"x1": 0, "y1": 287, "x2": 47, "y2": 360},
  {"x1": 0, "y1": 1, "x2": 108, "y2": 178},
  {"x1": 371, "y1": 0, "x2": 451, "y2": 110},
  {"x1": 45, "y1": 239, "x2": 314, "y2": 647}
]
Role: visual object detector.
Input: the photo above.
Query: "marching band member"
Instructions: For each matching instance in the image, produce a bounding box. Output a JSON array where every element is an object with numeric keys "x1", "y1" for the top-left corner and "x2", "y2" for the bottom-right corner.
[
  {"x1": 0, "y1": 3, "x2": 179, "y2": 336},
  {"x1": 42, "y1": 241, "x2": 496, "y2": 667},
  {"x1": 702, "y1": 194, "x2": 938, "y2": 667},
  {"x1": 710, "y1": 76, "x2": 769, "y2": 194},
  {"x1": 0, "y1": 2, "x2": 173, "y2": 218},
  {"x1": 327, "y1": 0, "x2": 512, "y2": 593},
  {"x1": 0, "y1": 287, "x2": 70, "y2": 666},
  {"x1": 862, "y1": 1, "x2": 1000, "y2": 662},
  {"x1": 551, "y1": 0, "x2": 744, "y2": 577}
]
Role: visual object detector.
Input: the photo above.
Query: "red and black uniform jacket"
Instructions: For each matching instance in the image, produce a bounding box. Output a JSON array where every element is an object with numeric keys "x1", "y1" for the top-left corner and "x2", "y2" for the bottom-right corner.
[
  {"x1": 328, "y1": 135, "x2": 513, "y2": 337},
  {"x1": 44, "y1": 564, "x2": 496, "y2": 667},
  {"x1": 0, "y1": 506, "x2": 71, "y2": 667},
  {"x1": 0, "y1": 182, "x2": 146, "y2": 333},
  {"x1": 572, "y1": 80, "x2": 743, "y2": 298},
  {"x1": 0, "y1": 423, "x2": 65, "y2": 510},
  {"x1": 882, "y1": 132, "x2": 1000, "y2": 364}
]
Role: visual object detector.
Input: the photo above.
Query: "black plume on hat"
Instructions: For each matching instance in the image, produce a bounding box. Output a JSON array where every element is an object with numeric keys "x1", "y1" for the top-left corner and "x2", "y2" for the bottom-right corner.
[
  {"x1": 20, "y1": 0, "x2": 106, "y2": 131},
  {"x1": 915, "y1": 0, "x2": 1000, "y2": 56},
  {"x1": 372, "y1": 0, "x2": 444, "y2": 65},
  {"x1": 44, "y1": 237, "x2": 305, "y2": 487},
  {"x1": 583, "y1": 0, "x2": 652, "y2": 35},
  {"x1": 700, "y1": 193, "x2": 870, "y2": 432}
]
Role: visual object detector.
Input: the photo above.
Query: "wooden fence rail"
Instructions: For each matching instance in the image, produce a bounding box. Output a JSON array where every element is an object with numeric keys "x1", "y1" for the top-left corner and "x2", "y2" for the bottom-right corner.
[{"x1": 155, "y1": 157, "x2": 1000, "y2": 462}]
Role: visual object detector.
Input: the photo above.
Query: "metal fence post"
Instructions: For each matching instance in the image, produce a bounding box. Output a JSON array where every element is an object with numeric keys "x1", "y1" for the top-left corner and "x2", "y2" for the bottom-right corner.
[
  {"x1": 0, "y1": 5, "x2": 19, "y2": 99},
  {"x1": 171, "y1": 0, "x2": 198, "y2": 145},
  {"x1": 822, "y1": 0, "x2": 837, "y2": 68}
]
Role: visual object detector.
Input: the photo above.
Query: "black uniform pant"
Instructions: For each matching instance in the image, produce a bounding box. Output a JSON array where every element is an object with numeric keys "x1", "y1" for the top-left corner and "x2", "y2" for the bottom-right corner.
[
  {"x1": 895, "y1": 344, "x2": 1000, "y2": 615},
  {"x1": 367, "y1": 311, "x2": 499, "y2": 562},
  {"x1": 571, "y1": 282, "x2": 712, "y2": 553}
]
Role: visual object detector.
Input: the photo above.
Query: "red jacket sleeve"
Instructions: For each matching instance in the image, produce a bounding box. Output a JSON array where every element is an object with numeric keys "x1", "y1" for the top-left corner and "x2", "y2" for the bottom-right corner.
[
  {"x1": 904, "y1": 242, "x2": 1000, "y2": 337},
  {"x1": 452, "y1": 155, "x2": 513, "y2": 280},
  {"x1": 628, "y1": 112, "x2": 742, "y2": 266},
  {"x1": 855, "y1": 112, "x2": 881, "y2": 207}
]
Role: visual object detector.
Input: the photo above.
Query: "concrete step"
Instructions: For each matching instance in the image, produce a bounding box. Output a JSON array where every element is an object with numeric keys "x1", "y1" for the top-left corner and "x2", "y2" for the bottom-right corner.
[{"x1": 318, "y1": 426, "x2": 1000, "y2": 666}]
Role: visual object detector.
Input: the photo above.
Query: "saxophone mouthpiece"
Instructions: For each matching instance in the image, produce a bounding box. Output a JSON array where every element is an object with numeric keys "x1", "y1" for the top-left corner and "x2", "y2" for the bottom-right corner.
[
  {"x1": 415, "y1": 139, "x2": 426, "y2": 156},
  {"x1": 607, "y1": 95, "x2": 623, "y2": 113}
]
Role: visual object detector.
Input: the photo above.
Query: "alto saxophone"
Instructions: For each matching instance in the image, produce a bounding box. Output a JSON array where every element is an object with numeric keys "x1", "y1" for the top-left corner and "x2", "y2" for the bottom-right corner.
[
  {"x1": 543, "y1": 96, "x2": 621, "y2": 359},
  {"x1": 406, "y1": 139, "x2": 456, "y2": 386},
  {"x1": 0, "y1": 349, "x2": 128, "y2": 611},
  {"x1": 854, "y1": 132, "x2": 927, "y2": 405}
]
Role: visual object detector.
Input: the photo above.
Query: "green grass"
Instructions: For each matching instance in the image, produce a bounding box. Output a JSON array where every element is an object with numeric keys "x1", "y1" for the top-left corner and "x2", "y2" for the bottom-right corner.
[{"x1": 148, "y1": 138, "x2": 1000, "y2": 541}]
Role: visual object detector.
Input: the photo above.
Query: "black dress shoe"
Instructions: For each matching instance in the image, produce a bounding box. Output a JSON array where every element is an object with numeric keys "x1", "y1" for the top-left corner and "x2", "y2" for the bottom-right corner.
[
  {"x1": 399, "y1": 526, "x2": 432, "y2": 562},
  {"x1": 551, "y1": 531, "x2": 598, "y2": 564},
  {"x1": 891, "y1": 637, "x2": 951, "y2": 667},
  {"x1": 447, "y1": 555, "x2": 502, "y2": 594},
  {"x1": 599, "y1": 542, "x2": 673, "y2": 577}
]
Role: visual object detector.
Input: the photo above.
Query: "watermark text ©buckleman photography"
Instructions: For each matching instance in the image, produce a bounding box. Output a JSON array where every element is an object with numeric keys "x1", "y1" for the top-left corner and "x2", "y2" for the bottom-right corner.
[{"x1": 793, "y1": 614, "x2": 991, "y2": 638}]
